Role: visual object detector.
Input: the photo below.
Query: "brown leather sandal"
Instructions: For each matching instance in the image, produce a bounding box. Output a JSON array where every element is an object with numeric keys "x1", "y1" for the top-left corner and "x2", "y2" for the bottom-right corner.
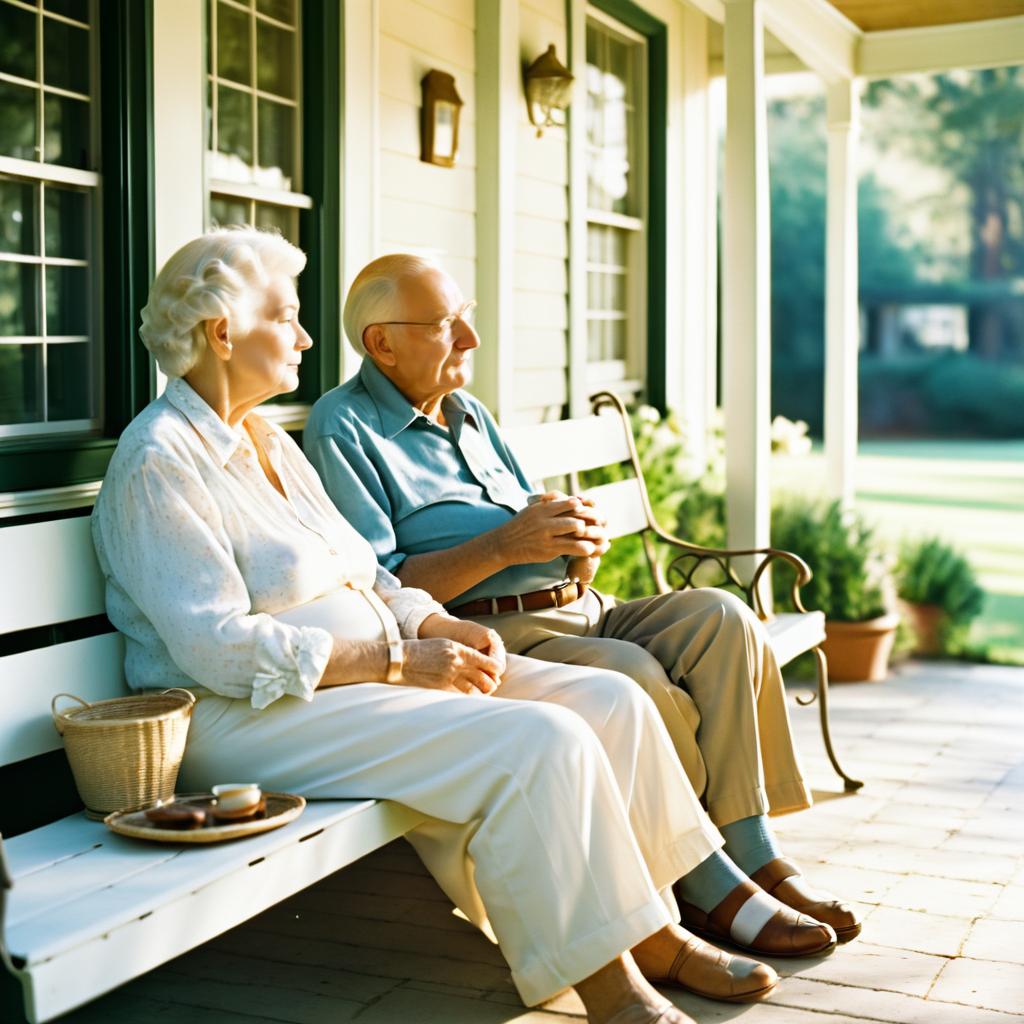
[
  {"x1": 652, "y1": 932, "x2": 777, "y2": 1003},
  {"x1": 675, "y1": 879, "x2": 837, "y2": 958},
  {"x1": 751, "y1": 857, "x2": 862, "y2": 942}
]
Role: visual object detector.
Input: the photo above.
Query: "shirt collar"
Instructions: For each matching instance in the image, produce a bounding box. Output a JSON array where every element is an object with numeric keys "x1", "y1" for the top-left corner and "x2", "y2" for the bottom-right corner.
[
  {"x1": 164, "y1": 376, "x2": 244, "y2": 466},
  {"x1": 358, "y1": 359, "x2": 474, "y2": 440}
]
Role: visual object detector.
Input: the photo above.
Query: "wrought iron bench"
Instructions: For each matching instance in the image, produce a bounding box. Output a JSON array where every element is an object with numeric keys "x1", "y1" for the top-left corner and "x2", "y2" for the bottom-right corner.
[
  {"x1": 1, "y1": 392, "x2": 860, "y2": 1022},
  {"x1": 505, "y1": 391, "x2": 863, "y2": 796}
]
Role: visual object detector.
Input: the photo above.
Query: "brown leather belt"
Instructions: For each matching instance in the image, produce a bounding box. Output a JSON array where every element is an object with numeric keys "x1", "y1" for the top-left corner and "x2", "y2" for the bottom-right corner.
[{"x1": 451, "y1": 580, "x2": 588, "y2": 617}]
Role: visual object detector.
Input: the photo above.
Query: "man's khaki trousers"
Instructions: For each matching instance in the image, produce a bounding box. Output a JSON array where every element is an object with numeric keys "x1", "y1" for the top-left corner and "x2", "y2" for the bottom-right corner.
[{"x1": 470, "y1": 587, "x2": 812, "y2": 827}]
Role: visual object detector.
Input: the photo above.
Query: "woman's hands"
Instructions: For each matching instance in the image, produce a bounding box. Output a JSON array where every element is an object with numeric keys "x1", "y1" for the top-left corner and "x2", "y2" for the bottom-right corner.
[
  {"x1": 401, "y1": 614, "x2": 507, "y2": 695},
  {"x1": 495, "y1": 491, "x2": 611, "y2": 566}
]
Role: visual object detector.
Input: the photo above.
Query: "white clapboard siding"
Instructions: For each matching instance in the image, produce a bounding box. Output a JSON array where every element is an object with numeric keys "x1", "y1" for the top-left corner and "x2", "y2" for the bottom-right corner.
[
  {"x1": 380, "y1": 0, "x2": 475, "y2": 74},
  {"x1": 7, "y1": 799, "x2": 425, "y2": 1023},
  {"x1": 510, "y1": 368, "x2": 566, "y2": 411},
  {"x1": 506, "y1": 412, "x2": 631, "y2": 481},
  {"x1": 0, "y1": 517, "x2": 105, "y2": 634},
  {"x1": 515, "y1": 212, "x2": 569, "y2": 258},
  {"x1": 380, "y1": 151, "x2": 477, "y2": 214},
  {"x1": 581, "y1": 479, "x2": 650, "y2": 540},
  {"x1": 513, "y1": 289, "x2": 568, "y2": 331},
  {"x1": 516, "y1": 328, "x2": 569, "y2": 370},
  {"x1": 514, "y1": 253, "x2": 568, "y2": 296},
  {"x1": 1, "y1": 633, "x2": 127, "y2": 767},
  {"x1": 379, "y1": 36, "x2": 478, "y2": 110}
]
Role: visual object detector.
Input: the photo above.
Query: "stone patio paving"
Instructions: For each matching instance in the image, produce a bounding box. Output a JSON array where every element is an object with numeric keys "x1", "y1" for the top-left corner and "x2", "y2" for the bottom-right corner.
[{"x1": 64, "y1": 660, "x2": 1024, "y2": 1024}]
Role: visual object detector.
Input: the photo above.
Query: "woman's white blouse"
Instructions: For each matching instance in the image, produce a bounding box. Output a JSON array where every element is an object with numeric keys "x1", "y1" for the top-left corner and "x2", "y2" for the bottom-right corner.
[{"x1": 91, "y1": 377, "x2": 446, "y2": 710}]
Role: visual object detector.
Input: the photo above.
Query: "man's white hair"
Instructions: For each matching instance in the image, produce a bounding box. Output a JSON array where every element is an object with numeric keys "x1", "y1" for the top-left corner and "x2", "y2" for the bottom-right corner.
[
  {"x1": 343, "y1": 253, "x2": 440, "y2": 357},
  {"x1": 139, "y1": 227, "x2": 306, "y2": 378}
]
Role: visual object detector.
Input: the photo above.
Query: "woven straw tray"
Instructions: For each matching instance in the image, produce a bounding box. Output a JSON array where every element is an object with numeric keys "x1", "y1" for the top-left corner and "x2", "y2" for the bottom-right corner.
[{"x1": 104, "y1": 792, "x2": 305, "y2": 843}]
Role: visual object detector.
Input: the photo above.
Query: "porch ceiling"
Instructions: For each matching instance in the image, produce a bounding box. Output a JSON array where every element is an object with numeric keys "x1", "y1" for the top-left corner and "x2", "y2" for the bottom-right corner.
[{"x1": 827, "y1": 0, "x2": 1024, "y2": 32}]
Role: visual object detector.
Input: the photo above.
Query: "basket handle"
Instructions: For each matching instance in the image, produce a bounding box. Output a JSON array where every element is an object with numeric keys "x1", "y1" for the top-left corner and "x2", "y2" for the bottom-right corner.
[
  {"x1": 51, "y1": 693, "x2": 91, "y2": 735},
  {"x1": 160, "y1": 687, "x2": 197, "y2": 706}
]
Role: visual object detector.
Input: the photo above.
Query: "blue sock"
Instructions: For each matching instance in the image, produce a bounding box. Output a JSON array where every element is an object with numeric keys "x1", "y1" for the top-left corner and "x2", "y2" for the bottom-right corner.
[
  {"x1": 675, "y1": 849, "x2": 748, "y2": 913},
  {"x1": 720, "y1": 815, "x2": 782, "y2": 876}
]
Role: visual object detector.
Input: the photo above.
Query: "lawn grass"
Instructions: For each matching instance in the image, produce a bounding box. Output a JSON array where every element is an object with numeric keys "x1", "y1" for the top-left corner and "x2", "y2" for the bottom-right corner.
[{"x1": 772, "y1": 440, "x2": 1024, "y2": 665}]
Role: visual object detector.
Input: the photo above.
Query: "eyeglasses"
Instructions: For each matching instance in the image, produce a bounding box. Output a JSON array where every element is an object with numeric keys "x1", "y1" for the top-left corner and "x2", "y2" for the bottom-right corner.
[{"x1": 374, "y1": 299, "x2": 477, "y2": 335}]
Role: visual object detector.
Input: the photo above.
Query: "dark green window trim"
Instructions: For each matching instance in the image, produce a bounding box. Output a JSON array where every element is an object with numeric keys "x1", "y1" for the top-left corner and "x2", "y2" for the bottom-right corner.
[
  {"x1": 0, "y1": 0, "x2": 154, "y2": 495},
  {"x1": 583, "y1": 0, "x2": 669, "y2": 412},
  {"x1": 295, "y1": 0, "x2": 342, "y2": 403}
]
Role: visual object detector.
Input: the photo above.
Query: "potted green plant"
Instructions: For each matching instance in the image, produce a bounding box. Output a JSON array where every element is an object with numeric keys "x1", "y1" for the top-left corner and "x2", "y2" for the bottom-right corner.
[
  {"x1": 896, "y1": 537, "x2": 985, "y2": 655},
  {"x1": 771, "y1": 498, "x2": 899, "y2": 681}
]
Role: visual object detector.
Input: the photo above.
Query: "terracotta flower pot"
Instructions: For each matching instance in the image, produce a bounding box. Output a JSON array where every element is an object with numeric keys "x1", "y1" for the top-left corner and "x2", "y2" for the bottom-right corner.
[
  {"x1": 902, "y1": 601, "x2": 945, "y2": 656},
  {"x1": 822, "y1": 612, "x2": 901, "y2": 682}
]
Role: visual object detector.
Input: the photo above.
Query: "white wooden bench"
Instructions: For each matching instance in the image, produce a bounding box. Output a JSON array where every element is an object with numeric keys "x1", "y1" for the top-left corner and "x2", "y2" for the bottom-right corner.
[
  {"x1": 504, "y1": 391, "x2": 863, "y2": 795},
  {"x1": 1, "y1": 392, "x2": 860, "y2": 1022},
  {"x1": 0, "y1": 515, "x2": 424, "y2": 1024}
]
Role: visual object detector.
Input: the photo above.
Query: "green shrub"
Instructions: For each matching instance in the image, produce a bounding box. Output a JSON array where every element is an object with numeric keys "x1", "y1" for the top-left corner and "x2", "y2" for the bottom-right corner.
[
  {"x1": 770, "y1": 497, "x2": 891, "y2": 621},
  {"x1": 896, "y1": 536, "x2": 985, "y2": 649}
]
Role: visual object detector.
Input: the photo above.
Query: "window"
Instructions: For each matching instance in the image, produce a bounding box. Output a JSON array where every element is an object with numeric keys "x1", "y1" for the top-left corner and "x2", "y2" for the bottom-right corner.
[
  {"x1": 206, "y1": 0, "x2": 309, "y2": 243},
  {"x1": 0, "y1": 0, "x2": 99, "y2": 439},
  {"x1": 205, "y1": 0, "x2": 340, "y2": 415},
  {"x1": 585, "y1": 9, "x2": 646, "y2": 395}
]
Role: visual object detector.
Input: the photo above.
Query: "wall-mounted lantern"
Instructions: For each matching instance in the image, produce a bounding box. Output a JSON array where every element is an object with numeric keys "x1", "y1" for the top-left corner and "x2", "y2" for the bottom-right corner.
[
  {"x1": 420, "y1": 70, "x2": 464, "y2": 167},
  {"x1": 524, "y1": 44, "x2": 574, "y2": 137}
]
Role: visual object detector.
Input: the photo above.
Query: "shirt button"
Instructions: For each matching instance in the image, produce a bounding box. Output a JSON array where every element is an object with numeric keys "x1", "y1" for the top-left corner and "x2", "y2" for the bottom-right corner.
[{"x1": 329, "y1": 548, "x2": 338, "y2": 556}]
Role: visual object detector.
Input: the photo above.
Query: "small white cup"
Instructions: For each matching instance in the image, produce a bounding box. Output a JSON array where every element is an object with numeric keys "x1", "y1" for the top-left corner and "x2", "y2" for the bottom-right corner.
[{"x1": 212, "y1": 783, "x2": 262, "y2": 813}]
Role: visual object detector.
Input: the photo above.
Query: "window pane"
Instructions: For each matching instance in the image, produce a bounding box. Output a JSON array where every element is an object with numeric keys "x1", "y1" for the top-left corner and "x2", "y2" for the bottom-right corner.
[
  {"x1": 587, "y1": 319, "x2": 605, "y2": 361},
  {"x1": 257, "y1": 0, "x2": 295, "y2": 24},
  {"x1": 44, "y1": 185, "x2": 88, "y2": 259},
  {"x1": 44, "y1": 17, "x2": 90, "y2": 95},
  {"x1": 44, "y1": 93, "x2": 91, "y2": 168},
  {"x1": 256, "y1": 20, "x2": 294, "y2": 98},
  {"x1": 588, "y1": 272, "x2": 625, "y2": 312},
  {"x1": 0, "y1": 80, "x2": 38, "y2": 161},
  {"x1": 257, "y1": 99, "x2": 294, "y2": 188},
  {"x1": 216, "y1": 2, "x2": 251, "y2": 86},
  {"x1": 45, "y1": 264, "x2": 88, "y2": 335},
  {"x1": 44, "y1": 0, "x2": 90, "y2": 23},
  {"x1": 0, "y1": 3, "x2": 37, "y2": 81},
  {"x1": 0, "y1": 178, "x2": 38, "y2": 255},
  {"x1": 0, "y1": 343, "x2": 43, "y2": 424},
  {"x1": 254, "y1": 202, "x2": 297, "y2": 243},
  {"x1": 217, "y1": 85, "x2": 253, "y2": 166},
  {"x1": 47, "y1": 341, "x2": 91, "y2": 419},
  {"x1": 210, "y1": 194, "x2": 250, "y2": 227},
  {"x1": 0, "y1": 261, "x2": 40, "y2": 335}
]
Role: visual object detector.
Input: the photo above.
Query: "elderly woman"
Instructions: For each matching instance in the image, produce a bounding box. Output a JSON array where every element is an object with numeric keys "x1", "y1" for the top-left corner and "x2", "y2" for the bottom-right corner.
[
  {"x1": 305, "y1": 254, "x2": 861, "y2": 955},
  {"x1": 90, "y1": 229, "x2": 818, "y2": 1024}
]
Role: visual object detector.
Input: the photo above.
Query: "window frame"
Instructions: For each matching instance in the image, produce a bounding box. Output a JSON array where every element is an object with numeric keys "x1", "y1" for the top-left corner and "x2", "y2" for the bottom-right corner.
[
  {"x1": 204, "y1": 0, "x2": 340, "y2": 426},
  {"x1": 0, "y1": 0, "x2": 153, "y2": 496},
  {"x1": 578, "y1": 0, "x2": 668, "y2": 410}
]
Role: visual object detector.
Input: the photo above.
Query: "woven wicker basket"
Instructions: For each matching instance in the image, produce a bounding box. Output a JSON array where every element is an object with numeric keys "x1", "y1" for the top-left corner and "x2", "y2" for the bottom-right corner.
[{"x1": 52, "y1": 689, "x2": 197, "y2": 820}]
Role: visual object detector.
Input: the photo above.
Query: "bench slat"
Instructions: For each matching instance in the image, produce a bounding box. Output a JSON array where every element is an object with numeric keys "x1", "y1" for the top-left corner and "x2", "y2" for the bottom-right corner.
[
  {"x1": 0, "y1": 517, "x2": 105, "y2": 635},
  {"x1": 765, "y1": 611, "x2": 826, "y2": 667},
  {"x1": 0, "y1": 633, "x2": 127, "y2": 768},
  {"x1": 581, "y1": 479, "x2": 649, "y2": 540},
  {"x1": 11, "y1": 800, "x2": 425, "y2": 1023},
  {"x1": 505, "y1": 413, "x2": 631, "y2": 483},
  {"x1": 8, "y1": 798, "x2": 403, "y2": 963}
]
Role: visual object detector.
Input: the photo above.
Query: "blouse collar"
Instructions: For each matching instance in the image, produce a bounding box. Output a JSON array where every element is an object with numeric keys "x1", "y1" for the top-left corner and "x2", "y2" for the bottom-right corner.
[{"x1": 164, "y1": 376, "x2": 244, "y2": 467}]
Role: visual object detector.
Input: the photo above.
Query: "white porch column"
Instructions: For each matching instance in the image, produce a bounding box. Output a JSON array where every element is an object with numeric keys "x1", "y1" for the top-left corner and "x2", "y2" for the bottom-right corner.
[
  {"x1": 824, "y1": 79, "x2": 860, "y2": 506},
  {"x1": 722, "y1": 0, "x2": 771, "y2": 559}
]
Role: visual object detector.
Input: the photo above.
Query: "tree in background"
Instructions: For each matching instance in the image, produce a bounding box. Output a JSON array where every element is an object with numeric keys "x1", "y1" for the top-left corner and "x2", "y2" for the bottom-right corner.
[
  {"x1": 865, "y1": 68, "x2": 1024, "y2": 358},
  {"x1": 767, "y1": 91, "x2": 920, "y2": 434}
]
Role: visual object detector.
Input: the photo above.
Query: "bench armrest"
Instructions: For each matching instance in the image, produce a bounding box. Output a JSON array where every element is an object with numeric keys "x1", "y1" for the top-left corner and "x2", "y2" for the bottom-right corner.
[{"x1": 652, "y1": 527, "x2": 814, "y2": 620}]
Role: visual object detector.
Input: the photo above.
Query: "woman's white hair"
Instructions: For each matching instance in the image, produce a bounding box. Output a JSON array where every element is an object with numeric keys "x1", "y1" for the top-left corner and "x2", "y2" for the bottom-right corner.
[
  {"x1": 140, "y1": 227, "x2": 306, "y2": 378},
  {"x1": 343, "y1": 253, "x2": 440, "y2": 357}
]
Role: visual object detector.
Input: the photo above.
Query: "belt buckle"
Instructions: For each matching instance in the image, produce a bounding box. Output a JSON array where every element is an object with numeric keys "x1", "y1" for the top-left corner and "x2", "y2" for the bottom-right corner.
[{"x1": 552, "y1": 577, "x2": 578, "y2": 608}]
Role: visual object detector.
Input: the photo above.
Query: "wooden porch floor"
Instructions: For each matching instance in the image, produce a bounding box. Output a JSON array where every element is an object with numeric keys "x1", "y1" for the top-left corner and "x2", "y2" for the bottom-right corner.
[{"x1": 57, "y1": 660, "x2": 1024, "y2": 1024}]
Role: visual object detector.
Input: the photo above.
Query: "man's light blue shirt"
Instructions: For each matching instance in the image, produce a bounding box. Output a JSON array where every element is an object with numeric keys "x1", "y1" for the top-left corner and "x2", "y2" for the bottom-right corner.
[{"x1": 304, "y1": 360, "x2": 569, "y2": 607}]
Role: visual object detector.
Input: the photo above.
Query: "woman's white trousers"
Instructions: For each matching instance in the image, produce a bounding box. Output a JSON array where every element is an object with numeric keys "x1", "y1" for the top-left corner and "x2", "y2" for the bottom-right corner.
[{"x1": 178, "y1": 654, "x2": 723, "y2": 1005}]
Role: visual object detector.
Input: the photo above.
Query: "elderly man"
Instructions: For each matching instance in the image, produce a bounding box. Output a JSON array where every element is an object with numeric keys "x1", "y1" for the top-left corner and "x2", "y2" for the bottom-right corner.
[{"x1": 305, "y1": 254, "x2": 861, "y2": 949}]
